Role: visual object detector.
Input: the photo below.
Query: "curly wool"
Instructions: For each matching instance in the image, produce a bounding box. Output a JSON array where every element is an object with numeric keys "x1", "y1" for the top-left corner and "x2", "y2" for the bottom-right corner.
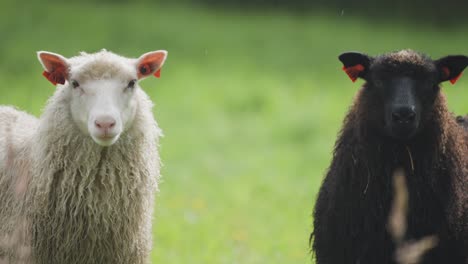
[
  {"x1": 313, "y1": 89, "x2": 467, "y2": 264},
  {"x1": 0, "y1": 85, "x2": 161, "y2": 264}
]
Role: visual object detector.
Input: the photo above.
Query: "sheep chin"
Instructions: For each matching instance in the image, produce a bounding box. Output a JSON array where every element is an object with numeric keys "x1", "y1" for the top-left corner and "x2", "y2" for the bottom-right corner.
[{"x1": 91, "y1": 134, "x2": 120, "y2": 147}]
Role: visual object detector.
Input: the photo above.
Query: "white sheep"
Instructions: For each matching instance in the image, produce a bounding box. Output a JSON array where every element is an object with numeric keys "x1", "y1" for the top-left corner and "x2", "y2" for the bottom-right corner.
[{"x1": 0, "y1": 49, "x2": 168, "y2": 264}]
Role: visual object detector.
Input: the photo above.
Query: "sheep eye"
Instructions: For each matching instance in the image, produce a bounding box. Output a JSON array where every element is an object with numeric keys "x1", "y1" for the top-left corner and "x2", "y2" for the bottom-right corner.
[
  {"x1": 127, "y1": 79, "x2": 137, "y2": 89},
  {"x1": 71, "y1": 80, "x2": 80, "y2": 88}
]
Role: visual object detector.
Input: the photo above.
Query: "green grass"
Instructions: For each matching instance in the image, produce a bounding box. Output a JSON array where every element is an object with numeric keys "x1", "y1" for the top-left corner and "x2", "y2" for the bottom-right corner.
[{"x1": 0, "y1": 2, "x2": 467, "y2": 263}]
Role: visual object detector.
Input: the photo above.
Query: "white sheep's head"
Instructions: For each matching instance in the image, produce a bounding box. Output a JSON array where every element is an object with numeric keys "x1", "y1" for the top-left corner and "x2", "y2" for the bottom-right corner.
[{"x1": 37, "y1": 49, "x2": 168, "y2": 146}]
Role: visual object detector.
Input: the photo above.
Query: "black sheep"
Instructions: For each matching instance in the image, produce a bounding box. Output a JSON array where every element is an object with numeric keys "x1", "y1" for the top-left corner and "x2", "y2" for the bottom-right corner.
[{"x1": 311, "y1": 50, "x2": 468, "y2": 264}]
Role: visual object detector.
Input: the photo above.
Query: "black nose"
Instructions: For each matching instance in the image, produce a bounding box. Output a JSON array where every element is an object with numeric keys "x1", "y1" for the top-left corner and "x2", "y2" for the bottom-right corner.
[{"x1": 392, "y1": 106, "x2": 416, "y2": 123}]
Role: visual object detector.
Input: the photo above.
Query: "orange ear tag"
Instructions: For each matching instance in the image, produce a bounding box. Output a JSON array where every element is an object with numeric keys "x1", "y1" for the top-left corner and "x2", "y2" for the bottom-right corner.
[
  {"x1": 450, "y1": 73, "x2": 462, "y2": 84},
  {"x1": 442, "y1": 66, "x2": 462, "y2": 85},
  {"x1": 42, "y1": 68, "x2": 66, "y2": 85},
  {"x1": 342, "y1": 64, "x2": 365, "y2": 83},
  {"x1": 154, "y1": 69, "x2": 161, "y2": 78}
]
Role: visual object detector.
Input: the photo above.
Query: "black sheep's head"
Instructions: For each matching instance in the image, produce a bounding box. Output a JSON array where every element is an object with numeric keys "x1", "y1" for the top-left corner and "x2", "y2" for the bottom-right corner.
[{"x1": 339, "y1": 50, "x2": 468, "y2": 141}]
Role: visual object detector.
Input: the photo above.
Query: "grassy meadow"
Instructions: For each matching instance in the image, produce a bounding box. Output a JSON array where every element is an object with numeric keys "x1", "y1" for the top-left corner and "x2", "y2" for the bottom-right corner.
[{"x1": 0, "y1": 2, "x2": 467, "y2": 263}]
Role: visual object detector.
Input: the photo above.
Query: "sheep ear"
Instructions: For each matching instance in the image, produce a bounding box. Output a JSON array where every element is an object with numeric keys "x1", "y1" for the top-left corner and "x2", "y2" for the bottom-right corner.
[
  {"x1": 37, "y1": 51, "x2": 69, "y2": 86},
  {"x1": 435, "y1": 55, "x2": 468, "y2": 85},
  {"x1": 339, "y1": 52, "x2": 372, "y2": 82},
  {"x1": 136, "y1": 50, "x2": 168, "y2": 79}
]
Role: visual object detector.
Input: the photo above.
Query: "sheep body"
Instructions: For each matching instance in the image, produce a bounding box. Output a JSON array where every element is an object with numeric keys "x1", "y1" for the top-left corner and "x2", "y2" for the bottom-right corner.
[
  {"x1": 0, "y1": 106, "x2": 37, "y2": 263},
  {"x1": 29, "y1": 87, "x2": 161, "y2": 264},
  {"x1": 0, "y1": 50, "x2": 165, "y2": 264},
  {"x1": 312, "y1": 50, "x2": 467, "y2": 264},
  {"x1": 0, "y1": 106, "x2": 38, "y2": 174}
]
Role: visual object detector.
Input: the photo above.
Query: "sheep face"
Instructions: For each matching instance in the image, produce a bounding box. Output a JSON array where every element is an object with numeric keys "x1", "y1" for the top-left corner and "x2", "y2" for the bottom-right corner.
[
  {"x1": 339, "y1": 50, "x2": 468, "y2": 141},
  {"x1": 69, "y1": 78, "x2": 138, "y2": 146},
  {"x1": 37, "y1": 50, "x2": 167, "y2": 146},
  {"x1": 368, "y1": 68, "x2": 431, "y2": 140}
]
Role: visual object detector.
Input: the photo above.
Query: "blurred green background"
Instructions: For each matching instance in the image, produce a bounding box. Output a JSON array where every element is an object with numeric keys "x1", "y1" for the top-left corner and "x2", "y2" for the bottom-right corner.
[{"x1": 0, "y1": 1, "x2": 467, "y2": 263}]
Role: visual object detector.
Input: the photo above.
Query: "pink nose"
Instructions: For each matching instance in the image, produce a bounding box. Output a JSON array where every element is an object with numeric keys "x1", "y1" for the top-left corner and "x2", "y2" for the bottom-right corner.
[{"x1": 94, "y1": 117, "x2": 116, "y2": 132}]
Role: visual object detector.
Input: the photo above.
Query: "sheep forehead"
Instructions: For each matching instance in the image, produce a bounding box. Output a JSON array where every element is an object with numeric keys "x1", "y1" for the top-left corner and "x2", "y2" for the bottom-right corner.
[
  {"x1": 68, "y1": 50, "x2": 136, "y2": 81},
  {"x1": 371, "y1": 49, "x2": 436, "y2": 76},
  {"x1": 377, "y1": 49, "x2": 431, "y2": 67}
]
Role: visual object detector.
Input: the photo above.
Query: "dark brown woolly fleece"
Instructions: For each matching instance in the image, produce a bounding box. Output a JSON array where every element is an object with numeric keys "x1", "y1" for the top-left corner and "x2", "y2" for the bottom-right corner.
[
  {"x1": 312, "y1": 52, "x2": 467, "y2": 264},
  {"x1": 456, "y1": 115, "x2": 468, "y2": 130}
]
